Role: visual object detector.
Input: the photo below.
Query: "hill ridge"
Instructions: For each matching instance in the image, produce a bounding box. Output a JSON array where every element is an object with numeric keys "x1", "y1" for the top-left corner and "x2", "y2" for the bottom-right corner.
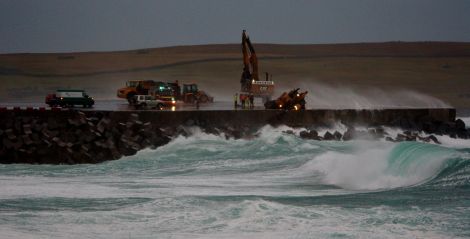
[{"x1": 1, "y1": 42, "x2": 470, "y2": 76}]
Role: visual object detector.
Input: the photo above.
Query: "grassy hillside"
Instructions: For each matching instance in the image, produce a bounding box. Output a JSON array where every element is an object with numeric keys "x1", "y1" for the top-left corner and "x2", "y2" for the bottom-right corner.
[{"x1": 1, "y1": 42, "x2": 469, "y2": 108}]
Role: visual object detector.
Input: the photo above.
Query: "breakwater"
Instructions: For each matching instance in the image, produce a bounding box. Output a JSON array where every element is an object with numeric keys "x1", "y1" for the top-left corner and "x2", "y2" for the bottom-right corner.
[{"x1": 0, "y1": 108, "x2": 467, "y2": 164}]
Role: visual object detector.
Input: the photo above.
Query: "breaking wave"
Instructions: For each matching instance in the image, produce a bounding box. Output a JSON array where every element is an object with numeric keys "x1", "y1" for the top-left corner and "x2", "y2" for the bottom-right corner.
[{"x1": 0, "y1": 125, "x2": 469, "y2": 238}]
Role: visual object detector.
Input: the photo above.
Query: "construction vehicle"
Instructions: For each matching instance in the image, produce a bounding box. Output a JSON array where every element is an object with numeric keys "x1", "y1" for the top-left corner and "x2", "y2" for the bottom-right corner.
[
  {"x1": 239, "y1": 30, "x2": 275, "y2": 103},
  {"x1": 117, "y1": 80, "x2": 156, "y2": 103},
  {"x1": 117, "y1": 80, "x2": 213, "y2": 105},
  {"x1": 182, "y1": 83, "x2": 214, "y2": 103},
  {"x1": 117, "y1": 80, "x2": 177, "y2": 103},
  {"x1": 166, "y1": 81, "x2": 182, "y2": 100},
  {"x1": 149, "y1": 82, "x2": 176, "y2": 101},
  {"x1": 46, "y1": 89, "x2": 94, "y2": 108},
  {"x1": 264, "y1": 88, "x2": 308, "y2": 110}
]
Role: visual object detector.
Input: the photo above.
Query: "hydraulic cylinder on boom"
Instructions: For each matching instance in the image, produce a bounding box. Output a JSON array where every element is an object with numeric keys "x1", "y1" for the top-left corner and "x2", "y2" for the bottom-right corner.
[{"x1": 239, "y1": 30, "x2": 274, "y2": 103}]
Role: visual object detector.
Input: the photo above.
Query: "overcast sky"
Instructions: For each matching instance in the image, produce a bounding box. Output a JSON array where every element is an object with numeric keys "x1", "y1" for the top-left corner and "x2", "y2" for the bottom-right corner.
[{"x1": 1, "y1": 0, "x2": 469, "y2": 53}]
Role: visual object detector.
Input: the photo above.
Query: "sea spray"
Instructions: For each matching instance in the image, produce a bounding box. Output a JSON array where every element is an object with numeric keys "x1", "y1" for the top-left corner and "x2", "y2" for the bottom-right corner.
[
  {"x1": 0, "y1": 125, "x2": 469, "y2": 238},
  {"x1": 282, "y1": 81, "x2": 451, "y2": 109}
]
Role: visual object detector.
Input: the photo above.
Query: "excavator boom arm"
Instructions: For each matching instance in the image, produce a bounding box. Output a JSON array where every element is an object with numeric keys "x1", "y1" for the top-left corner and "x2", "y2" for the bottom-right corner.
[
  {"x1": 241, "y1": 30, "x2": 259, "y2": 81},
  {"x1": 242, "y1": 32, "x2": 250, "y2": 70}
]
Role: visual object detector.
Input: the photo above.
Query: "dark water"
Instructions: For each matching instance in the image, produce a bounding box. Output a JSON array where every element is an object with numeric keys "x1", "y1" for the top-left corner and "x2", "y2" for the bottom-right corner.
[{"x1": 0, "y1": 125, "x2": 469, "y2": 238}]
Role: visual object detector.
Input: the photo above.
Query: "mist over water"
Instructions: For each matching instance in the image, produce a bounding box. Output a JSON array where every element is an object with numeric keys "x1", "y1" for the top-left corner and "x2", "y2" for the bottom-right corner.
[
  {"x1": 200, "y1": 79, "x2": 451, "y2": 110},
  {"x1": 288, "y1": 82, "x2": 451, "y2": 109},
  {"x1": 0, "y1": 126, "x2": 469, "y2": 238}
]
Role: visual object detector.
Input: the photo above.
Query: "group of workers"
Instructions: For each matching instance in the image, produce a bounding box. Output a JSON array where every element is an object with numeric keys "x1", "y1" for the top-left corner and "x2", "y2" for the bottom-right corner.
[{"x1": 234, "y1": 93, "x2": 255, "y2": 109}]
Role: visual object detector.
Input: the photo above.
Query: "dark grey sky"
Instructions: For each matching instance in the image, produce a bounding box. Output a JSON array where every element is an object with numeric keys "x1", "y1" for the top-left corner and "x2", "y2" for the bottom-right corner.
[{"x1": 1, "y1": 0, "x2": 469, "y2": 53}]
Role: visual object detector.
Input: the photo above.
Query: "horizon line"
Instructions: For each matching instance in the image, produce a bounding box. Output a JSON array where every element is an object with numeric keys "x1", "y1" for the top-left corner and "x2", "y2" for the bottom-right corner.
[{"x1": 2, "y1": 41, "x2": 470, "y2": 55}]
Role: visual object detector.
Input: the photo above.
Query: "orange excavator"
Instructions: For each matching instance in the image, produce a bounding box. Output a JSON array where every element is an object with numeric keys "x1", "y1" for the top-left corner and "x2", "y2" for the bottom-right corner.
[
  {"x1": 239, "y1": 30, "x2": 275, "y2": 103},
  {"x1": 264, "y1": 88, "x2": 308, "y2": 110}
]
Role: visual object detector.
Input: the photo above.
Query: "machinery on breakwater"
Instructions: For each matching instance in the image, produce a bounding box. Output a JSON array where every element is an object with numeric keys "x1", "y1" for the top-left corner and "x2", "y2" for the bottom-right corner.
[
  {"x1": 239, "y1": 30, "x2": 275, "y2": 103},
  {"x1": 264, "y1": 88, "x2": 308, "y2": 110},
  {"x1": 238, "y1": 30, "x2": 306, "y2": 110},
  {"x1": 117, "y1": 80, "x2": 213, "y2": 104}
]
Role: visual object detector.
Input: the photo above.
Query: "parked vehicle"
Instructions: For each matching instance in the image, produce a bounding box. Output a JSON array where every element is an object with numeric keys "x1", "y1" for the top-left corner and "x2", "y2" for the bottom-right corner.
[
  {"x1": 131, "y1": 95, "x2": 175, "y2": 110},
  {"x1": 45, "y1": 89, "x2": 94, "y2": 108}
]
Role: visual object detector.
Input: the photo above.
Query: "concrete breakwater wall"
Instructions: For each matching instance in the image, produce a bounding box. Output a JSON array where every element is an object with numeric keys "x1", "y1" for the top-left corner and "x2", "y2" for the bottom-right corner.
[
  {"x1": 116, "y1": 108, "x2": 457, "y2": 128},
  {"x1": 0, "y1": 108, "x2": 464, "y2": 164}
]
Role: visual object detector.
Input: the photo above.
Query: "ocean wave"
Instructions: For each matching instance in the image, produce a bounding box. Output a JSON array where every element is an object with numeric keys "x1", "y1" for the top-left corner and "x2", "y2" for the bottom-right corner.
[
  {"x1": 1, "y1": 125, "x2": 469, "y2": 238},
  {"x1": 129, "y1": 125, "x2": 469, "y2": 192}
]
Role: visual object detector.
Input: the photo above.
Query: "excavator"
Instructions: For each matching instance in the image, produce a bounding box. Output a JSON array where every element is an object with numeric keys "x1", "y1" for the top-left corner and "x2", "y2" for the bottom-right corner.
[
  {"x1": 239, "y1": 30, "x2": 274, "y2": 103},
  {"x1": 264, "y1": 88, "x2": 308, "y2": 110},
  {"x1": 239, "y1": 30, "x2": 307, "y2": 110}
]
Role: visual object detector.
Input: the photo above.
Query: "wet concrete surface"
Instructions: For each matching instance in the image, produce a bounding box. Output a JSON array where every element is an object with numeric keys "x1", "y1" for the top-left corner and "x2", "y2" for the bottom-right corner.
[
  {"x1": 1, "y1": 100, "x2": 468, "y2": 117},
  {"x1": 0, "y1": 100, "x2": 264, "y2": 111}
]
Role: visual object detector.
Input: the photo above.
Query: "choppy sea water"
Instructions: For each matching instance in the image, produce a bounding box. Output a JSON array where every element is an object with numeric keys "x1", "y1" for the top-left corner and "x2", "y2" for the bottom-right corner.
[{"x1": 0, "y1": 123, "x2": 469, "y2": 239}]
